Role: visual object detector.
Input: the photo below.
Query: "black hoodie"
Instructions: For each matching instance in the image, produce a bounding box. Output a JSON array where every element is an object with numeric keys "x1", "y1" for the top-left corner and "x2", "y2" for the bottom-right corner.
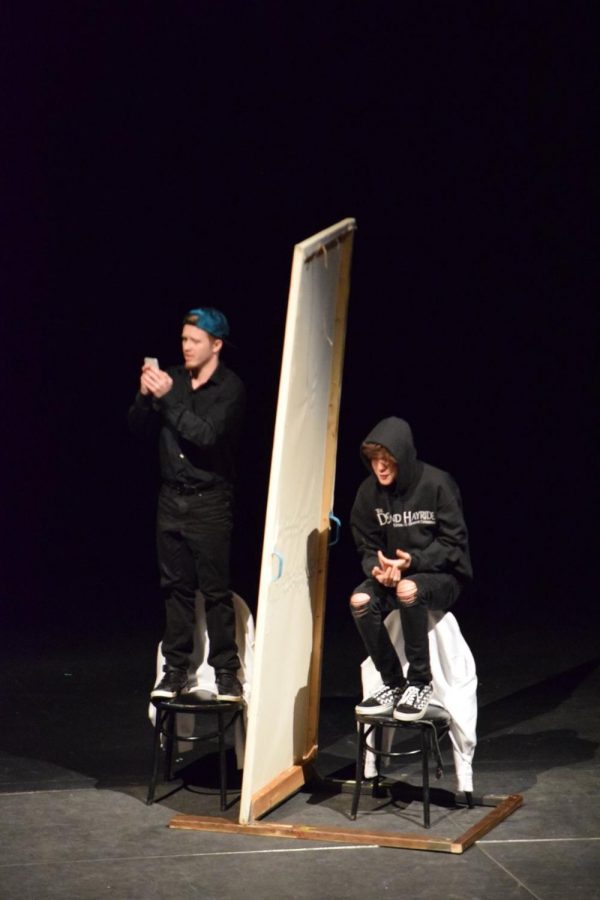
[{"x1": 350, "y1": 417, "x2": 473, "y2": 584}]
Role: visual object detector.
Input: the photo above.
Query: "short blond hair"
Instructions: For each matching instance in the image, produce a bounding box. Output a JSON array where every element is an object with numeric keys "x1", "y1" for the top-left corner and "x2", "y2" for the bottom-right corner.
[{"x1": 361, "y1": 442, "x2": 396, "y2": 465}]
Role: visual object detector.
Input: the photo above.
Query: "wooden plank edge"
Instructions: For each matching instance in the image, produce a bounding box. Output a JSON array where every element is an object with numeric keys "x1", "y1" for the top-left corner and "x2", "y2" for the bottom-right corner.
[
  {"x1": 168, "y1": 792, "x2": 524, "y2": 854},
  {"x1": 168, "y1": 815, "x2": 455, "y2": 853},
  {"x1": 248, "y1": 762, "x2": 316, "y2": 821},
  {"x1": 306, "y1": 233, "x2": 354, "y2": 752},
  {"x1": 450, "y1": 794, "x2": 524, "y2": 853}
]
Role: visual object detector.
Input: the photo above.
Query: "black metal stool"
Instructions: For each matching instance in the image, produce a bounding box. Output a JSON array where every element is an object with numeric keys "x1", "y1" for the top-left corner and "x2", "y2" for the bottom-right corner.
[
  {"x1": 147, "y1": 696, "x2": 245, "y2": 809},
  {"x1": 351, "y1": 705, "x2": 454, "y2": 828}
]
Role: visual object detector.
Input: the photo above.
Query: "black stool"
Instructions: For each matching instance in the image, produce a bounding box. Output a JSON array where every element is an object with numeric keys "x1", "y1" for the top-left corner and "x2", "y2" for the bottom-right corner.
[
  {"x1": 351, "y1": 706, "x2": 452, "y2": 828},
  {"x1": 147, "y1": 696, "x2": 245, "y2": 809}
]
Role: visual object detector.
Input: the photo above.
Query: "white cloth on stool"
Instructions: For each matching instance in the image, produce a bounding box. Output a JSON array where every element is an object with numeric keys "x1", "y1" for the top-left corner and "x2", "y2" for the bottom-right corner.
[
  {"x1": 360, "y1": 609, "x2": 477, "y2": 793},
  {"x1": 148, "y1": 591, "x2": 254, "y2": 768}
]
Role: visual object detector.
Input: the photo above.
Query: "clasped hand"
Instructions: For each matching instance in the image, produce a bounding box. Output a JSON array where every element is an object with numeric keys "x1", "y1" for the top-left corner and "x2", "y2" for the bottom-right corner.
[{"x1": 372, "y1": 549, "x2": 412, "y2": 588}]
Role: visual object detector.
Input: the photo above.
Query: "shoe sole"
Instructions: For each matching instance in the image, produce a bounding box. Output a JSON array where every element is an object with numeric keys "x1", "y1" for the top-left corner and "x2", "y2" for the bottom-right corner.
[
  {"x1": 355, "y1": 703, "x2": 394, "y2": 716},
  {"x1": 216, "y1": 693, "x2": 244, "y2": 702},
  {"x1": 151, "y1": 685, "x2": 189, "y2": 700},
  {"x1": 393, "y1": 707, "x2": 428, "y2": 721}
]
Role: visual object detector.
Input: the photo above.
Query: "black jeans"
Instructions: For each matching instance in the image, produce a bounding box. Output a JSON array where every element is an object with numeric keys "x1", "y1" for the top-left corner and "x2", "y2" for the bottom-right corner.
[
  {"x1": 350, "y1": 573, "x2": 461, "y2": 686},
  {"x1": 156, "y1": 484, "x2": 240, "y2": 673}
]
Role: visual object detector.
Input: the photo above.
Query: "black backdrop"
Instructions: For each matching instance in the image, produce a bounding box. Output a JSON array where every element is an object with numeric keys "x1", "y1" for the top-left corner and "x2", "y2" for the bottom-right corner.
[{"x1": 2, "y1": 3, "x2": 595, "y2": 657}]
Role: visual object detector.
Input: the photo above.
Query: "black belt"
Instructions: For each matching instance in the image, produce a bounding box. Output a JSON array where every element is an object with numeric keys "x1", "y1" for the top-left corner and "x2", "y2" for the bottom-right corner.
[{"x1": 163, "y1": 481, "x2": 207, "y2": 496}]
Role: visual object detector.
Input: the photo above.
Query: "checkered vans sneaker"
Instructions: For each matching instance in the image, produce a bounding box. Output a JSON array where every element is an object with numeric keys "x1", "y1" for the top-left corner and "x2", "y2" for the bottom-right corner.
[
  {"x1": 392, "y1": 684, "x2": 433, "y2": 721},
  {"x1": 355, "y1": 683, "x2": 405, "y2": 716}
]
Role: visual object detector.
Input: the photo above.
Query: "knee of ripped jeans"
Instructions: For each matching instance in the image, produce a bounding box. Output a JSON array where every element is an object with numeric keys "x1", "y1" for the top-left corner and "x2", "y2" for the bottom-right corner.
[
  {"x1": 350, "y1": 592, "x2": 371, "y2": 618},
  {"x1": 396, "y1": 579, "x2": 418, "y2": 606}
]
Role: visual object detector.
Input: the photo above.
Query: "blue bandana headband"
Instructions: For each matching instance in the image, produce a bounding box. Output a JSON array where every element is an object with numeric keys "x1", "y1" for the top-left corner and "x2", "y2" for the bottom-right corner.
[{"x1": 186, "y1": 307, "x2": 230, "y2": 338}]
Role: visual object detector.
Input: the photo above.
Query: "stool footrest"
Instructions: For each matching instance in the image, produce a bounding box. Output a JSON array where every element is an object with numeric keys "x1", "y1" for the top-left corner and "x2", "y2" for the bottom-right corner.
[
  {"x1": 352, "y1": 708, "x2": 451, "y2": 829},
  {"x1": 147, "y1": 700, "x2": 245, "y2": 811}
]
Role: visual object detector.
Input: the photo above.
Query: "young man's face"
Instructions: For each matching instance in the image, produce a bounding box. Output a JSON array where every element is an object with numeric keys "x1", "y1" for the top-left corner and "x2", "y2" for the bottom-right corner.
[
  {"x1": 181, "y1": 323, "x2": 221, "y2": 370},
  {"x1": 371, "y1": 453, "x2": 398, "y2": 486}
]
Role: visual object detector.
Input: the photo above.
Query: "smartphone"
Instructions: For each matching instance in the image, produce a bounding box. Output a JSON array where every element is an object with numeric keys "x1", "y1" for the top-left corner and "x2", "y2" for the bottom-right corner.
[{"x1": 144, "y1": 357, "x2": 159, "y2": 369}]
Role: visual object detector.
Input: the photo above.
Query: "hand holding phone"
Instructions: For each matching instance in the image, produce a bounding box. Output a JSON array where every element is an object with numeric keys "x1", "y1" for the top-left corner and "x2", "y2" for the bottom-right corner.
[
  {"x1": 140, "y1": 357, "x2": 159, "y2": 396},
  {"x1": 140, "y1": 358, "x2": 173, "y2": 399}
]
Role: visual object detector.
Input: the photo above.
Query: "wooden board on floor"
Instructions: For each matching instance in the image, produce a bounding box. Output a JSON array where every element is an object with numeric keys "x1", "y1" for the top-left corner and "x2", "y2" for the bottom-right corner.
[{"x1": 169, "y1": 793, "x2": 523, "y2": 854}]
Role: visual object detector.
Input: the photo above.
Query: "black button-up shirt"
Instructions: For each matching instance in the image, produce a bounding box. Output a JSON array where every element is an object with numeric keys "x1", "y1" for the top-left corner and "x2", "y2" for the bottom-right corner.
[{"x1": 129, "y1": 363, "x2": 245, "y2": 489}]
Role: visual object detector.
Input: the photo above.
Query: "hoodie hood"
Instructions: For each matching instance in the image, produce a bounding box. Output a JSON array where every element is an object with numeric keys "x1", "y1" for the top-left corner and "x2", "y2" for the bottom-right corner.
[{"x1": 360, "y1": 417, "x2": 419, "y2": 492}]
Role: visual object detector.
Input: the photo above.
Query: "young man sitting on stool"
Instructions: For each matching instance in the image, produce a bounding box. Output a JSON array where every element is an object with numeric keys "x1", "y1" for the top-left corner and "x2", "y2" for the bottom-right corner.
[{"x1": 350, "y1": 417, "x2": 473, "y2": 721}]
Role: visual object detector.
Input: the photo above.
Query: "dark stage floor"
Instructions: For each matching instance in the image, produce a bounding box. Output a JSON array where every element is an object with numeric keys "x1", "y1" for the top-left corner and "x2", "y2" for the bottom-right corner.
[{"x1": 1, "y1": 609, "x2": 599, "y2": 900}]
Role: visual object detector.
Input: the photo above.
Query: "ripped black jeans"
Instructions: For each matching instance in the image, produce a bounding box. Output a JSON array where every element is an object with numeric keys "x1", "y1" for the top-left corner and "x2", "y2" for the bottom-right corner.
[{"x1": 350, "y1": 573, "x2": 462, "y2": 687}]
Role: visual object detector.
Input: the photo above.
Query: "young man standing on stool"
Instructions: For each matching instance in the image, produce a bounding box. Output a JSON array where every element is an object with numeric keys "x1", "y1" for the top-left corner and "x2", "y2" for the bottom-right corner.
[
  {"x1": 350, "y1": 417, "x2": 472, "y2": 721},
  {"x1": 129, "y1": 307, "x2": 245, "y2": 703}
]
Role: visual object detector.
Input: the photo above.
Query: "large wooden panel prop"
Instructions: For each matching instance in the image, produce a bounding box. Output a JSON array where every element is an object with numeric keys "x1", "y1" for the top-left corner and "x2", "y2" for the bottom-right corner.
[{"x1": 238, "y1": 219, "x2": 356, "y2": 822}]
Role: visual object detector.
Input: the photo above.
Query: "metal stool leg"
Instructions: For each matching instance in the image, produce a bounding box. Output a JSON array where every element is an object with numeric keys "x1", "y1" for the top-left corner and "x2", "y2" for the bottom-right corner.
[
  {"x1": 218, "y1": 708, "x2": 228, "y2": 811},
  {"x1": 351, "y1": 721, "x2": 368, "y2": 819},
  {"x1": 164, "y1": 707, "x2": 176, "y2": 782},
  {"x1": 146, "y1": 706, "x2": 165, "y2": 805},
  {"x1": 421, "y1": 725, "x2": 431, "y2": 829},
  {"x1": 372, "y1": 722, "x2": 383, "y2": 797}
]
